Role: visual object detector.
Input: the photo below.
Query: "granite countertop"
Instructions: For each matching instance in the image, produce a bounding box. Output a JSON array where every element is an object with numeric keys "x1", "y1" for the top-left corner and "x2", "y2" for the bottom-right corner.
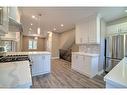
[
  {"x1": 0, "y1": 61, "x2": 32, "y2": 88},
  {"x1": 5, "y1": 51, "x2": 51, "y2": 56},
  {"x1": 104, "y1": 57, "x2": 127, "y2": 87},
  {"x1": 72, "y1": 52, "x2": 99, "y2": 56}
]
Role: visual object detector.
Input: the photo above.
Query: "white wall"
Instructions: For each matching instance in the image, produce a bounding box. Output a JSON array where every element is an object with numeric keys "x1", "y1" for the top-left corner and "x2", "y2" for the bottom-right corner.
[
  {"x1": 45, "y1": 29, "x2": 79, "y2": 58},
  {"x1": 59, "y1": 29, "x2": 75, "y2": 49}
]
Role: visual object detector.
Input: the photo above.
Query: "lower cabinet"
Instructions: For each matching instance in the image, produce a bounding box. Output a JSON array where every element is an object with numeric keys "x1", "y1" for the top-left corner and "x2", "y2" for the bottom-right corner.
[
  {"x1": 29, "y1": 54, "x2": 51, "y2": 76},
  {"x1": 71, "y1": 54, "x2": 99, "y2": 78}
]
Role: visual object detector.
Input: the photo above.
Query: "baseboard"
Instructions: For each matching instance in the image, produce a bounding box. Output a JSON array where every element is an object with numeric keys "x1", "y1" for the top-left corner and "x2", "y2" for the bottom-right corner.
[
  {"x1": 98, "y1": 69, "x2": 104, "y2": 75},
  {"x1": 51, "y1": 57, "x2": 59, "y2": 59}
]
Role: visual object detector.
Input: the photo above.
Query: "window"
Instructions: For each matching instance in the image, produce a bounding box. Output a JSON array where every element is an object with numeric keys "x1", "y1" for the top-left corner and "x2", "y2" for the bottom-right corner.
[{"x1": 28, "y1": 38, "x2": 37, "y2": 49}]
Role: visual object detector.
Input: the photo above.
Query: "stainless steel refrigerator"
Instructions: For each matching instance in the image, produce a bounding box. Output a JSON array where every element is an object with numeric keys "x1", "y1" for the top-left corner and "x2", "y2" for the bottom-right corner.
[{"x1": 105, "y1": 34, "x2": 127, "y2": 72}]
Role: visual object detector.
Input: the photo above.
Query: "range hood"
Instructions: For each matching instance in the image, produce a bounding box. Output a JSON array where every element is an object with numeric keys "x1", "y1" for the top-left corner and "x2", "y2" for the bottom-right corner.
[{"x1": 9, "y1": 17, "x2": 23, "y2": 32}]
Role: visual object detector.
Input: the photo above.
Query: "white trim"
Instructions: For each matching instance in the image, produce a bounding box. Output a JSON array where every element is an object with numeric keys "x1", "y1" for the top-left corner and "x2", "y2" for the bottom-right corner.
[
  {"x1": 51, "y1": 57, "x2": 59, "y2": 59},
  {"x1": 98, "y1": 69, "x2": 104, "y2": 75}
]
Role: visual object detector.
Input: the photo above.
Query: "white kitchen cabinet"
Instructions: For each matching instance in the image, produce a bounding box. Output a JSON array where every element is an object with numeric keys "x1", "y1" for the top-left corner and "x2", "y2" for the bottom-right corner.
[
  {"x1": 107, "y1": 25, "x2": 118, "y2": 35},
  {"x1": 106, "y1": 22, "x2": 127, "y2": 36},
  {"x1": 75, "y1": 19, "x2": 89, "y2": 44},
  {"x1": 72, "y1": 54, "x2": 83, "y2": 72},
  {"x1": 118, "y1": 22, "x2": 127, "y2": 34},
  {"x1": 75, "y1": 23, "x2": 83, "y2": 44},
  {"x1": 8, "y1": 7, "x2": 20, "y2": 23},
  {"x1": 0, "y1": 7, "x2": 9, "y2": 35},
  {"x1": 43, "y1": 55, "x2": 51, "y2": 73},
  {"x1": 75, "y1": 14, "x2": 101, "y2": 44},
  {"x1": 71, "y1": 53, "x2": 99, "y2": 78},
  {"x1": 29, "y1": 54, "x2": 51, "y2": 76},
  {"x1": 88, "y1": 15, "x2": 100, "y2": 44}
]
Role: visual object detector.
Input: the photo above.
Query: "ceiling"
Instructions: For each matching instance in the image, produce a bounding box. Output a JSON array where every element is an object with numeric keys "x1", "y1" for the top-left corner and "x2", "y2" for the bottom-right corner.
[{"x1": 19, "y1": 7, "x2": 127, "y2": 37}]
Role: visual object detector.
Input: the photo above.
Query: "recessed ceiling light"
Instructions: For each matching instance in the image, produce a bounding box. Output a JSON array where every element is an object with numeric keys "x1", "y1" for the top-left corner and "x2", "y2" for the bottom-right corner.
[
  {"x1": 53, "y1": 28, "x2": 56, "y2": 31},
  {"x1": 31, "y1": 23, "x2": 33, "y2": 25},
  {"x1": 61, "y1": 24, "x2": 64, "y2": 27},
  {"x1": 125, "y1": 10, "x2": 127, "y2": 12},
  {"x1": 32, "y1": 15, "x2": 35, "y2": 18}
]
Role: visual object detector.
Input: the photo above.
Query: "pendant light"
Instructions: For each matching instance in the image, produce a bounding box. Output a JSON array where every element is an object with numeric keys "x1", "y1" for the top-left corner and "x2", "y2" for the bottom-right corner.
[{"x1": 37, "y1": 14, "x2": 41, "y2": 35}]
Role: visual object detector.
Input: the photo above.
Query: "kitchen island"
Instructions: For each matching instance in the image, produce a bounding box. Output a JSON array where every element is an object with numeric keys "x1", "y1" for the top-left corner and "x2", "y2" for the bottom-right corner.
[
  {"x1": 0, "y1": 61, "x2": 32, "y2": 88},
  {"x1": 104, "y1": 57, "x2": 127, "y2": 88},
  {"x1": 0, "y1": 51, "x2": 51, "y2": 88},
  {"x1": 5, "y1": 51, "x2": 51, "y2": 56},
  {"x1": 5, "y1": 51, "x2": 51, "y2": 76}
]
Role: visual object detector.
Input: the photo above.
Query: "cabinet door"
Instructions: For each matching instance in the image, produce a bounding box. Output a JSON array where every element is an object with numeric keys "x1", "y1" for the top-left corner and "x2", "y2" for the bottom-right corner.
[
  {"x1": 119, "y1": 22, "x2": 127, "y2": 33},
  {"x1": 72, "y1": 54, "x2": 82, "y2": 71},
  {"x1": 75, "y1": 23, "x2": 83, "y2": 44},
  {"x1": 88, "y1": 16, "x2": 100, "y2": 44},
  {"x1": 0, "y1": 7, "x2": 8, "y2": 35},
  {"x1": 83, "y1": 56, "x2": 91, "y2": 75},
  {"x1": 82, "y1": 21, "x2": 89, "y2": 44},
  {"x1": 76, "y1": 21, "x2": 89, "y2": 44},
  {"x1": 31, "y1": 55, "x2": 44, "y2": 76},
  {"x1": 107, "y1": 25, "x2": 118, "y2": 35},
  {"x1": 43, "y1": 55, "x2": 51, "y2": 73},
  {"x1": 76, "y1": 55, "x2": 84, "y2": 72},
  {"x1": 72, "y1": 54, "x2": 78, "y2": 69},
  {"x1": 89, "y1": 17, "x2": 96, "y2": 43}
]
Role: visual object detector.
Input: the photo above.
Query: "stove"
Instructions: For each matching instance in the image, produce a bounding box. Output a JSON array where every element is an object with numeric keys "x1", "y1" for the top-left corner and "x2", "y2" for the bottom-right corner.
[{"x1": 0, "y1": 55, "x2": 31, "y2": 63}]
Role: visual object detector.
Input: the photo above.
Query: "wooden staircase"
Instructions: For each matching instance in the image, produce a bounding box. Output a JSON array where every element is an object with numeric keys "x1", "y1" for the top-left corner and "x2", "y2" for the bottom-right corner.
[{"x1": 59, "y1": 49, "x2": 72, "y2": 62}]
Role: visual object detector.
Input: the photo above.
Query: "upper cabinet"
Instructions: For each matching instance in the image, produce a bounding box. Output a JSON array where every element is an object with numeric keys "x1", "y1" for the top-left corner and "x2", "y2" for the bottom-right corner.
[
  {"x1": 0, "y1": 7, "x2": 9, "y2": 35},
  {"x1": 75, "y1": 19, "x2": 89, "y2": 44},
  {"x1": 8, "y1": 7, "x2": 22, "y2": 32},
  {"x1": 106, "y1": 22, "x2": 127, "y2": 36},
  {"x1": 0, "y1": 32, "x2": 20, "y2": 41},
  {"x1": 8, "y1": 7, "x2": 20, "y2": 23},
  {"x1": 75, "y1": 14, "x2": 101, "y2": 44}
]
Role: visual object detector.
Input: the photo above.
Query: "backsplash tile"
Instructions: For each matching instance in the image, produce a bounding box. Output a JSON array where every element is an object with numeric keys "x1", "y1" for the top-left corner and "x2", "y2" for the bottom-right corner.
[{"x1": 79, "y1": 44, "x2": 100, "y2": 54}]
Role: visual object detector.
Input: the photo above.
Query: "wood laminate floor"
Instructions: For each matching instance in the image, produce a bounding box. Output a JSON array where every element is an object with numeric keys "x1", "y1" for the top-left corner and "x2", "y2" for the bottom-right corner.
[{"x1": 32, "y1": 59, "x2": 105, "y2": 88}]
